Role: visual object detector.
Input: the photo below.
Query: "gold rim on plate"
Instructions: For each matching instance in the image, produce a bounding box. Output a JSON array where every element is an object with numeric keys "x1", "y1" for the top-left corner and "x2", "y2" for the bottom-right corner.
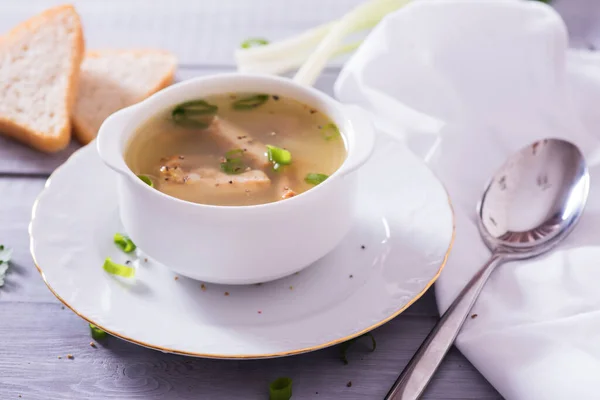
[{"x1": 28, "y1": 148, "x2": 456, "y2": 359}]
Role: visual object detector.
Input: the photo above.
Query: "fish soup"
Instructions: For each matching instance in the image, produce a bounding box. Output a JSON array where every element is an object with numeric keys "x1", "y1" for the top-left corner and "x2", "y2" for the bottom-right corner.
[{"x1": 125, "y1": 93, "x2": 347, "y2": 206}]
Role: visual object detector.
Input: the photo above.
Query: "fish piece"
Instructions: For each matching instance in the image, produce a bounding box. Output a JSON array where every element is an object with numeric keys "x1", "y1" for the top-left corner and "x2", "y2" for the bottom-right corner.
[{"x1": 158, "y1": 155, "x2": 271, "y2": 192}]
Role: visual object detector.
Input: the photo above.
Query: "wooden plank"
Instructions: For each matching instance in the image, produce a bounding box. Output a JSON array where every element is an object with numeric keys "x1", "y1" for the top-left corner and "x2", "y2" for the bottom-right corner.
[{"x1": 0, "y1": 301, "x2": 500, "y2": 400}]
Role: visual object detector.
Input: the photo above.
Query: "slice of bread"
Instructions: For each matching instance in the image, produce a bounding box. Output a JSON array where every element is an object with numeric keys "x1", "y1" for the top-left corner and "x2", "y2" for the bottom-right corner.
[
  {"x1": 72, "y1": 49, "x2": 177, "y2": 144},
  {"x1": 0, "y1": 5, "x2": 84, "y2": 152}
]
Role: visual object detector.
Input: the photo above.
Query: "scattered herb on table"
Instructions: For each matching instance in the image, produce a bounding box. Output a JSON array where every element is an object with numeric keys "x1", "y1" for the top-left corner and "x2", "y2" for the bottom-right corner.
[
  {"x1": 90, "y1": 323, "x2": 108, "y2": 340},
  {"x1": 0, "y1": 245, "x2": 13, "y2": 287},
  {"x1": 269, "y1": 377, "x2": 292, "y2": 400},
  {"x1": 340, "y1": 332, "x2": 377, "y2": 365},
  {"x1": 114, "y1": 233, "x2": 136, "y2": 254}
]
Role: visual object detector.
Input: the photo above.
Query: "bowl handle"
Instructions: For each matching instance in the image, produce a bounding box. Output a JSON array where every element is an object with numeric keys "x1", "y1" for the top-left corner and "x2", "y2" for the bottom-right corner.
[
  {"x1": 338, "y1": 105, "x2": 375, "y2": 177},
  {"x1": 96, "y1": 106, "x2": 137, "y2": 176}
]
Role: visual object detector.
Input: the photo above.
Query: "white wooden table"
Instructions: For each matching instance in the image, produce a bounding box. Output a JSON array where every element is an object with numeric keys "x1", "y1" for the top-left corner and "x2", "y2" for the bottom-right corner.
[{"x1": 0, "y1": 0, "x2": 594, "y2": 398}]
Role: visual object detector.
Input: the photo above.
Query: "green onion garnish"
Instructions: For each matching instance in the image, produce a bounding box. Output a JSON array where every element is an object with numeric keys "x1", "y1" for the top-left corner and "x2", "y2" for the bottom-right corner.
[
  {"x1": 305, "y1": 173, "x2": 329, "y2": 185},
  {"x1": 90, "y1": 323, "x2": 108, "y2": 340},
  {"x1": 103, "y1": 258, "x2": 135, "y2": 278},
  {"x1": 220, "y1": 149, "x2": 247, "y2": 175},
  {"x1": 340, "y1": 332, "x2": 377, "y2": 365},
  {"x1": 241, "y1": 38, "x2": 269, "y2": 49},
  {"x1": 114, "y1": 233, "x2": 136, "y2": 254},
  {"x1": 0, "y1": 244, "x2": 12, "y2": 265},
  {"x1": 269, "y1": 377, "x2": 292, "y2": 400},
  {"x1": 266, "y1": 145, "x2": 292, "y2": 170},
  {"x1": 232, "y1": 94, "x2": 270, "y2": 110},
  {"x1": 321, "y1": 123, "x2": 341, "y2": 141},
  {"x1": 172, "y1": 100, "x2": 218, "y2": 128},
  {"x1": 138, "y1": 174, "x2": 154, "y2": 187},
  {"x1": 0, "y1": 245, "x2": 12, "y2": 287}
]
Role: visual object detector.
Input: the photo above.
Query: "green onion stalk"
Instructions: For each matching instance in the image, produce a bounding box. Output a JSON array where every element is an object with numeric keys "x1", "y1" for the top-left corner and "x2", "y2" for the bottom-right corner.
[{"x1": 235, "y1": 0, "x2": 412, "y2": 79}]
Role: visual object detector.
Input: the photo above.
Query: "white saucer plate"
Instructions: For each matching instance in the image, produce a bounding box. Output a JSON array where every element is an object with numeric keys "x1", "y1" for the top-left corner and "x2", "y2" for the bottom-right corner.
[{"x1": 30, "y1": 134, "x2": 454, "y2": 358}]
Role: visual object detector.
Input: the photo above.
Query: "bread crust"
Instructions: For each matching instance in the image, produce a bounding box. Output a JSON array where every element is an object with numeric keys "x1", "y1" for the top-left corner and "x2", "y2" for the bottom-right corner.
[
  {"x1": 72, "y1": 49, "x2": 177, "y2": 144},
  {"x1": 0, "y1": 4, "x2": 85, "y2": 153}
]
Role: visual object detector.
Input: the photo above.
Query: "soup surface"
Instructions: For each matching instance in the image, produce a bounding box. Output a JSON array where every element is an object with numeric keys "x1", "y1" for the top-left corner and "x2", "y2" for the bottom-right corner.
[{"x1": 125, "y1": 93, "x2": 347, "y2": 206}]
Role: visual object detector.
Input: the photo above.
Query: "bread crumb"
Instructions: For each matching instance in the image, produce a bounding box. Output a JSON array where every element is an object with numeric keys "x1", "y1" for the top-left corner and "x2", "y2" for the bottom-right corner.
[
  {"x1": 67, "y1": 354, "x2": 74, "y2": 360},
  {"x1": 471, "y1": 314, "x2": 478, "y2": 319},
  {"x1": 174, "y1": 276, "x2": 179, "y2": 281},
  {"x1": 57, "y1": 356, "x2": 62, "y2": 359},
  {"x1": 90, "y1": 342, "x2": 96, "y2": 348},
  {"x1": 224, "y1": 292, "x2": 229, "y2": 296},
  {"x1": 201, "y1": 283, "x2": 206, "y2": 291}
]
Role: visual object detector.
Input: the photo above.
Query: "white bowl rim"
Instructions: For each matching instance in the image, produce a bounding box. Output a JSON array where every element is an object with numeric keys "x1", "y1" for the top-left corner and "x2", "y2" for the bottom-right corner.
[{"x1": 98, "y1": 72, "x2": 375, "y2": 211}]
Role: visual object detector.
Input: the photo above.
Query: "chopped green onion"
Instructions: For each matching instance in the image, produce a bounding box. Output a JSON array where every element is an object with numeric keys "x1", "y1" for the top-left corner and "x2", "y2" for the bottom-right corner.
[
  {"x1": 266, "y1": 145, "x2": 292, "y2": 168},
  {"x1": 173, "y1": 100, "x2": 218, "y2": 115},
  {"x1": 305, "y1": 173, "x2": 329, "y2": 185},
  {"x1": 114, "y1": 233, "x2": 136, "y2": 254},
  {"x1": 172, "y1": 100, "x2": 218, "y2": 128},
  {"x1": 340, "y1": 332, "x2": 377, "y2": 365},
  {"x1": 241, "y1": 38, "x2": 269, "y2": 49},
  {"x1": 269, "y1": 377, "x2": 292, "y2": 400},
  {"x1": 220, "y1": 149, "x2": 247, "y2": 175},
  {"x1": 0, "y1": 245, "x2": 12, "y2": 287},
  {"x1": 103, "y1": 258, "x2": 135, "y2": 278},
  {"x1": 232, "y1": 94, "x2": 270, "y2": 110},
  {"x1": 90, "y1": 323, "x2": 108, "y2": 340},
  {"x1": 0, "y1": 245, "x2": 12, "y2": 265},
  {"x1": 321, "y1": 123, "x2": 341, "y2": 141},
  {"x1": 234, "y1": 0, "x2": 411, "y2": 77},
  {"x1": 293, "y1": 0, "x2": 411, "y2": 86},
  {"x1": 138, "y1": 174, "x2": 154, "y2": 187}
]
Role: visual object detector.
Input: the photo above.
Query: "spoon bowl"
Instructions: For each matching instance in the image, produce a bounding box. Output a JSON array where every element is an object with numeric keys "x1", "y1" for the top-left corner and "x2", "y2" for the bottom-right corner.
[
  {"x1": 478, "y1": 138, "x2": 589, "y2": 257},
  {"x1": 387, "y1": 138, "x2": 589, "y2": 400}
]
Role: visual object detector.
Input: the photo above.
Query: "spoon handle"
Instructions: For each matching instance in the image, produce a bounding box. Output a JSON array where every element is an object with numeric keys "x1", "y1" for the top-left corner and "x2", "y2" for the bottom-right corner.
[{"x1": 385, "y1": 253, "x2": 504, "y2": 400}]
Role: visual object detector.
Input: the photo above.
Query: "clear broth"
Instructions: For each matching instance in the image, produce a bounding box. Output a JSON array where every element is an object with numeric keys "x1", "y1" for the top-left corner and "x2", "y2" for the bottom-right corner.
[{"x1": 125, "y1": 94, "x2": 347, "y2": 206}]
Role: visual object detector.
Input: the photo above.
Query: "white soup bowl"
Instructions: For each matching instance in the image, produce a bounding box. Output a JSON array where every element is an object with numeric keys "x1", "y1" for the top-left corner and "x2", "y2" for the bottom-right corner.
[{"x1": 96, "y1": 73, "x2": 374, "y2": 284}]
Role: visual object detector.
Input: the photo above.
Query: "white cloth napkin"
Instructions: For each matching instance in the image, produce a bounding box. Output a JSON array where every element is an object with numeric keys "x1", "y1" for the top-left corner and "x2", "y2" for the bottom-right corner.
[{"x1": 335, "y1": 1, "x2": 600, "y2": 399}]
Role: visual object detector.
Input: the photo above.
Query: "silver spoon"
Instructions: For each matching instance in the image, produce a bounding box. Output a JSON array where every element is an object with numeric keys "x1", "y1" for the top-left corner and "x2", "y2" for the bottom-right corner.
[{"x1": 385, "y1": 138, "x2": 589, "y2": 400}]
